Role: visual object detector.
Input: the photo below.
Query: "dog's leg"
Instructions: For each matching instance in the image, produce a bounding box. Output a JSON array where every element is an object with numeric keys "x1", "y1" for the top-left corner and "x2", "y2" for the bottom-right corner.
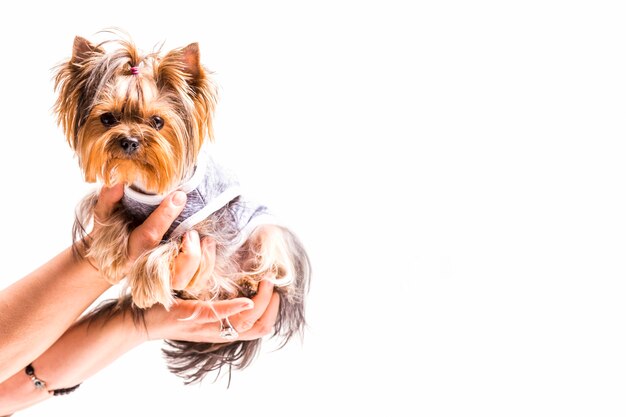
[
  {"x1": 74, "y1": 192, "x2": 133, "y2": 284},
  {"x1": 87, "y1": 214, "x2": 134, "y2": 284},
  {"x1": 127, "y1": 240, "x2": 180, "y2": 309}
]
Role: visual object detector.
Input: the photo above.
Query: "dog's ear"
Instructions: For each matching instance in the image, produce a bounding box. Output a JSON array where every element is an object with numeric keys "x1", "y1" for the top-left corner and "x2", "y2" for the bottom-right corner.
[
  {"x1": 54, "y1": 36, "x2": 105, "y2": 150},
  {"x1": 160, "y1": 42, "x2": 205, "y2": 86},
  {"x1": 54, "y1": 37, "x2": 94, "y2": 149},
  {"x1": 159, "y1": 43, "x2": 218, "y2": 141},
  {"x1": 179, "y1": 43, "x2": 202, "y2": 82},
  {"x1": 71, "y1": 36, "x2": 104, "y2": 64}
]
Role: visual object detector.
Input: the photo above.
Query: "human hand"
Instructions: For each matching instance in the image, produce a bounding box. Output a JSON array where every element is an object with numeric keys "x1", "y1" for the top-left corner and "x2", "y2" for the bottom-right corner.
[
  {"x1": 165, "y1": 232, "x2": 280, "y2": 342},
  {"x1": 93, "y1": 185, "x2": 280, "y2": 343},
  {"x1": 168, "y1": 230, "x2": 214, "y2": 292},
  {"x1": 91, "y1": 184, "x2": 187, "y2": 272},
  {"x1": 144, "y1": 280, "x2": 280, "y2": 343}
]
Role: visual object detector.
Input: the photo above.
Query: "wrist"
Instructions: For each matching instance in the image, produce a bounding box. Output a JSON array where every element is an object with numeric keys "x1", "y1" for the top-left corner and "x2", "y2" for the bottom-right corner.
[
  {"x1": 74, "y1": 254, "x2": 113, "y2": 291},
  {"x1": 120, "y1": 309, "x2": 151, "y2": 345},
  {"x1": 143, "y1": 305, "x2": 170, "y2": 341}
]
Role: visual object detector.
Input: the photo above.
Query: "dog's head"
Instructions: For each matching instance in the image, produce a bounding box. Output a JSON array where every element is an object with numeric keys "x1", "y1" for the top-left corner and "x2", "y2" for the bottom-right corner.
[{"x1": 54, "y1": 35, "x2": 217, "y2": 194}]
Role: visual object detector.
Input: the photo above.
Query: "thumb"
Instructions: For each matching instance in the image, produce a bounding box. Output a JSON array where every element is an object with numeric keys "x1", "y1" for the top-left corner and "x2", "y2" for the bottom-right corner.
[{"x1": 128, "y1": 191, "x2": 187, "y2": 256}]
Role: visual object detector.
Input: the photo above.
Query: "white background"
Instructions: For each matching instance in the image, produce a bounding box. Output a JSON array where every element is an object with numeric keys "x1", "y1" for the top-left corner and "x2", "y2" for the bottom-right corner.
[{"x1": 1, "y1": 1, "x2": 625, "y2": 416}]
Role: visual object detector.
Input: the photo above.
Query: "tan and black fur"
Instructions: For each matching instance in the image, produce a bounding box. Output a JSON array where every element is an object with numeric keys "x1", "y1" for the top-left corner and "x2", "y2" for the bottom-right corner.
[{"x1": 54, "y1": 33, "x2": 310, "y2": 383}]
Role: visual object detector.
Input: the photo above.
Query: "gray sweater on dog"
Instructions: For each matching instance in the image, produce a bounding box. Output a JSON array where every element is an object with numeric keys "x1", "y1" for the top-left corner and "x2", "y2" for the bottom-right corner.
[{"x1": 121, "y1": 147, "x2": 276, "y2": 245}]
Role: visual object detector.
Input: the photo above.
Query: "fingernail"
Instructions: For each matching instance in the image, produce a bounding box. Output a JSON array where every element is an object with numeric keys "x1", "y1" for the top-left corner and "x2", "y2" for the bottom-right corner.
[
  {"x1": 172, "y1": 191, "x2": 187, "y2": 207},
  {"x1": 242, "y1": 301, "x2": 254, "y2": 310},
  {"x1": 187, "y1": 230, "x2": 199, "y2": 243}
]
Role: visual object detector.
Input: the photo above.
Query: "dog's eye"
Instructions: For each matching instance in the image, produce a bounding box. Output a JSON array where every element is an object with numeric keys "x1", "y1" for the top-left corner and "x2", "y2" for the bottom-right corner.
[
  {"x1": 100, "y1": 112, "x2": 119, "y2": 127},
  {"x1": 151, "y1": 116, "x2": 164, "y2": 131}
]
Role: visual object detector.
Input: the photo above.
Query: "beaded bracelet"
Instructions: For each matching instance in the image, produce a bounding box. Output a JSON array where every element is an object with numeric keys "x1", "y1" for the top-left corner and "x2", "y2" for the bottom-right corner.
[{"x1": 25, "y1": 364, "x2": 81, "y2": 396}]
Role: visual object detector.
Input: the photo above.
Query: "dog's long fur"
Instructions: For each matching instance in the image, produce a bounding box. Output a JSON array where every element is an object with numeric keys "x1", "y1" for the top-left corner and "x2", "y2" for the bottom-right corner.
[{"x1": 54, "y1": 32, "x2": 310, "y2": 384}]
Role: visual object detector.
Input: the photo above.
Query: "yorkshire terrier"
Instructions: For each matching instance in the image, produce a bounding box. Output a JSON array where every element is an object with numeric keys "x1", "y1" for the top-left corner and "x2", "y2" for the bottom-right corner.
[{"x1": 53, "y1": 33, "x2": 311, "y2": 383}]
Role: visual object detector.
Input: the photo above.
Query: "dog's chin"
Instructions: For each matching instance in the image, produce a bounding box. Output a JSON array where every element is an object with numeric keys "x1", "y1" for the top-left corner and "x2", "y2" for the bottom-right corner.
[
  {"x1": 87, "y1": 159, "x2": 162, "y2": 194},
  {"x1": 82, "y1": 142, "x2": 185, "y2": 193},
  {"x1": 127, "y1": 178, "x2": 160, "y2": 195},
  {"x1": 111, "y1": 159, "x2": 142, "y2": 185}
]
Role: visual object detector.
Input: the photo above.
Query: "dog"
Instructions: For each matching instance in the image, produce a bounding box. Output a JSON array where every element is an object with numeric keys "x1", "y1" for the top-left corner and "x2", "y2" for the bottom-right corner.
[{"x1": 53, "y1": 33, "x2": 311, "y2": 383}]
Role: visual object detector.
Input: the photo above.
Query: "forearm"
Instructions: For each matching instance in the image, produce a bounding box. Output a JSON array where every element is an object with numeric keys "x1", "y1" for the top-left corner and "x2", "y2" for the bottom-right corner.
[
  {"x1": 0, "y1": 247, "x2": 111, "y2": 382},
  {"x1": 0, "y1": 307, "x2": 146, "y2": 415}
]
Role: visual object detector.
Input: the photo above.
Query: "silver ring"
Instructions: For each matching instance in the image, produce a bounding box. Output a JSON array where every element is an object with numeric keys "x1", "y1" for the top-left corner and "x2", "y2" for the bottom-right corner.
[{"x1": 219, "y1": 318, "x2": 238, "y2": 340}]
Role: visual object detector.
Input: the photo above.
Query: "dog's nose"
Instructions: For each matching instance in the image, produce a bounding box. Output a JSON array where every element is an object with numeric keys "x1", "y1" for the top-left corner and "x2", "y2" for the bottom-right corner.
[{"x1": 119, "y1": 137, "x2": 140, "y2": 154}]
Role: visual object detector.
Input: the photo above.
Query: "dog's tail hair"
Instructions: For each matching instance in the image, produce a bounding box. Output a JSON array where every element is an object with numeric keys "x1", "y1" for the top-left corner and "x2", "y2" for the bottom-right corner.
[
  {"x1": 163, "y1": 339, "x2": 261, "y2": 386},
  {"x1": 272, "y1": 226, "x2": 312, "y2": 346}
]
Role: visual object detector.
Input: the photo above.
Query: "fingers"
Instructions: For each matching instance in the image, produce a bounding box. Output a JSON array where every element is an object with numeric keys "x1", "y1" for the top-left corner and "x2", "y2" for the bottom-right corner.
[
  {"x1": 176, "y1": 298, "x2": 254, "y2": 322},
  {"x1": 171, "y1": 235, "x2": 217, "y2": 291},
  {"x1": 200, "y1": 238, "x2": 217, "y2": 281},
  {"x1": 171, "y1": 231, "x2": 201, "y2": 290},
  {"x1": 230, "y1": 280, "x2": 275, "y2": 333},
  {"x1": 185, "y1": 237, "x2": 217, "y2": 292},
  {"x1": 150, "y1": 287, "x2": 280, "y2": 343},
  {"x1": 239, "y1": 292, "x2": 280, "y2": 340},
  {"x1": 93, "y1": 184, "x2": 124, "y2": 224},
  {"x1": 128, "y1": 191, "x2": 187, "y2": 260}
]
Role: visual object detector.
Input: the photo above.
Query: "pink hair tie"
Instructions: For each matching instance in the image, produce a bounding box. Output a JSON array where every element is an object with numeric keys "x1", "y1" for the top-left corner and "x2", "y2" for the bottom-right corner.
[{"x1": 130, "y1": 66, "x2": 140, "y2": 75}]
